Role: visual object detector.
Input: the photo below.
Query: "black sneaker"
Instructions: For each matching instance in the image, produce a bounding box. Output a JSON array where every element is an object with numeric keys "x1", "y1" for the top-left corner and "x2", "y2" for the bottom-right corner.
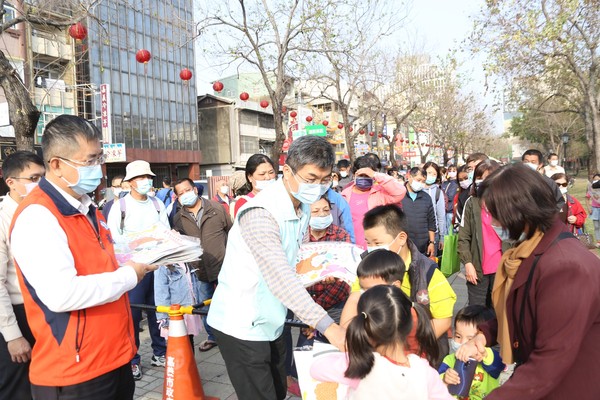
[{"x1": 131, "y1": 364, "x2": 142, "y2": 380}]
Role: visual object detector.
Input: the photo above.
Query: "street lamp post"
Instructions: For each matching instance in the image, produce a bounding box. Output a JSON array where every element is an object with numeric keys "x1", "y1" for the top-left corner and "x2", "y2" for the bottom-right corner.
[{"x1": 561, "y1": 131, "x2": 570, "y2": 170}]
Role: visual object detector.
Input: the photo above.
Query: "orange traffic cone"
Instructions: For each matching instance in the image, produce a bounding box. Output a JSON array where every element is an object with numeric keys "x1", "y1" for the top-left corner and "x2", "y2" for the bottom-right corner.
[{"x1": 158, "y1": 304, "x2": 218, "y2": 400}]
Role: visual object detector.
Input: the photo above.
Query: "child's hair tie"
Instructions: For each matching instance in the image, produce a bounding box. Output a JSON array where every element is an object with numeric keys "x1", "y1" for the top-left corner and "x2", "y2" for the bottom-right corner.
[{"x1": 361, "y1": 311, "x2": 368, "y2": 320}]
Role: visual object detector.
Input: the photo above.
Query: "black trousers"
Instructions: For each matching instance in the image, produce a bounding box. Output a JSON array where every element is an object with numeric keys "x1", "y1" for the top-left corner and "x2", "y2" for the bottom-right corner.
[
  {"x1": 31, "y1": 363, "x2": 134, "y2": 400},
  {"x1": 0, "y1": 304, "x2": 35, "y2": 400},
  {"x1": 212, "y1": 326, "x2": 287, "y2": 400}
]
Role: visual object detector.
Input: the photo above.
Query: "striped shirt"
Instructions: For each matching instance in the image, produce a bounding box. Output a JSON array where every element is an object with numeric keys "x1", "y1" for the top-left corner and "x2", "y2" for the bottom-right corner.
[{"x1": 239, "y1": 207, "x2": 333, "y2": 333}]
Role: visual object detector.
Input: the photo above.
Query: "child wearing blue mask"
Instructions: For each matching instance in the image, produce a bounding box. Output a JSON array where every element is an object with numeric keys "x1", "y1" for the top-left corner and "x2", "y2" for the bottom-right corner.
[{"x1": 439, "y1": 305, "x2": 504, "y2": 400}]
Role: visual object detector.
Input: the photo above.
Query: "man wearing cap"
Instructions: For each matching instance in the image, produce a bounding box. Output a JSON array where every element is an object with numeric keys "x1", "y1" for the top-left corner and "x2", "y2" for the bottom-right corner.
[{"x1": 106, "y1": 160, "x2": 169, "y2": 381}]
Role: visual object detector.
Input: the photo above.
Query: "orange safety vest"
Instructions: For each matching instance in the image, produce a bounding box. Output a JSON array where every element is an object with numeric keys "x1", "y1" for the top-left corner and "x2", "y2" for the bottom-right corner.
[{"x1": 10, "y1": 180, "x2": 136, "y2": 386}]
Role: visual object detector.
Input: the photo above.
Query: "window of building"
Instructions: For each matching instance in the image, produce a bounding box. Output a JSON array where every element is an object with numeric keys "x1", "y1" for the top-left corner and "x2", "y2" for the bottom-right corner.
[
  {"x1": 240, "y1": 110, "x2": 257, "y2": 126},
  {"x1": 258, "y1": 113, "x2": 274, "y2": 129},
  {"x1": 240, "y1": 135, "x2": 259, "y2": 154},
  {"x1": 2, "y1": 5, "x2": 16, "y2": 25}
]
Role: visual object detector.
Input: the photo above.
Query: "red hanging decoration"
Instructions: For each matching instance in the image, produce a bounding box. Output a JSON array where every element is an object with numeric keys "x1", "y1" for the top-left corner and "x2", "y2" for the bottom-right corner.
[
  {"x1": 212, "y1": 81, "x2": 224, "y2": 92},
  {"x1": 290, "y1": 111, "x2": 297, "y2": 118},
  {"x1": 239, "y1": 92, "x2": 249, "y2": 101},
  {"x1": 179, "y1": 68, "x2": 192, "y2": 81},
  {"x1": 425, "y1": 143, "x2": 430, "y2": 147},
  {"x1": 369, "y1": 131, "x2": 375, "y2": 136},
  {"x1": 349, "y1": 127, "x2": 353, "y2": 132},
  {"x1": 322, "y1": 120, "x2": 329, "y2": 126},
  {"x1": 135, "y1": 49, "x2": 151, "y2": 74},
  {"x1": 377, "y1": 133, "x2": 383, "y2": 138},
  {"x1": 281, "y1": 106, "x2": 287, "y2": 114},
  {"x1": 337, "y1": 123, "x2": 343, "y2": 129},
  {"x1": 260, "y1": 100, "x2": 269, "y2": 108},
  {"x1": 360, "y1": 129, "x2": 365, "y2": 135},
  {"x1": 69, "y1": 22, "x2": 87, "y2": 41},
  {"x1": 411, "y1": 141, "x2": 415, "y2": 145},
  {"x1": 306, "y1": 116, "x2": 313, "y2": 122}
]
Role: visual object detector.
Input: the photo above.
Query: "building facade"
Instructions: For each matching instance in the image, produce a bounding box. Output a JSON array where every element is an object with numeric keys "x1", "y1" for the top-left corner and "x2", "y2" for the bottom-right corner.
[{"x1": 84, "y1": 0, "x2": 199, "y2": 183}]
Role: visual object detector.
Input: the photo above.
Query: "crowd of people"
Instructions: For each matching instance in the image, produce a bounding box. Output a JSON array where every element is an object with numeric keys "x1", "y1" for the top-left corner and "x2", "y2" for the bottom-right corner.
[{"x1": 0, "y1": 113, "x2": 599, "y2": 400}]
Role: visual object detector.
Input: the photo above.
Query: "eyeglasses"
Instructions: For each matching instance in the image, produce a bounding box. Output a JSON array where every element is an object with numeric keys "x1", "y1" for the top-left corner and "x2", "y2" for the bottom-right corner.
[
  {"x1": 56, "y1": 154, "x2": 106, "y2": 167},
  {"x1": 293, "y1": 171, "x2": 332, "y2": 185},
  {"x1": 11, "y1": 175, "x2": 44, "y2": 183},
  {"x1": 556, "y1": 182, "x2": 568, "y2": 187}
]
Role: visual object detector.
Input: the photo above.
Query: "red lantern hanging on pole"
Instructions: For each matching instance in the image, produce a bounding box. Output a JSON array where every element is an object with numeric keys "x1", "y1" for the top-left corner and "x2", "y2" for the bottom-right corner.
[
  {"x1": 306, "y1": 116, "x2": 313, "y2": 122},
  {"x1": 290, "y1": 111, "x2": 297, "y2": 118},
  {"x1": 322, "y1": 120, "x2": 329, "y2": 126},
  {"x1": 260, "y1": 100, "x2": 269, "y2": 108},
  {"x1": 360, "y1": 129, "x2": 365, "y2": 135},
  {"x1": 337, "y1": 123, "x2": 343, "y2": 129},
  {"x1": 349, "y1": 127, "x2": 353, "y2": 132},
  {"x1": 239, "y1": 92, "x2": 249, "y2": 101},
  {"x1": 135, "y1": 49, "x2": 151, "y2": 74},
  {"x1": 69, "y1": 22, "x2": 87, "y2": 41},
  {"x1": 369, "y1": 131, "x2": 375, "y2": 136},
  {"x1": 378, "y1": 133, "x2": 383, "y2": 138},
  {"x1": 212, "y1": 81, "x2": 224, "y2": 92}
]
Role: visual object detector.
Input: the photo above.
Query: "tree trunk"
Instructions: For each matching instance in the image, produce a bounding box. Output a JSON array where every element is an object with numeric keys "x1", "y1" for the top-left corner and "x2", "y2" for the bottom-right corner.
[
  {"x1": 591, "y1": 107, "x2": 600, "y2": 176},
  {"x1": 0, "y1": 50, "x2": 39, "y2": 151},
  {"x1": 342, "y1": 109, "x2": 356, "y2": 162},
  {"x1": 271, "y1": 102, "x2": 285, "y2": 164}
]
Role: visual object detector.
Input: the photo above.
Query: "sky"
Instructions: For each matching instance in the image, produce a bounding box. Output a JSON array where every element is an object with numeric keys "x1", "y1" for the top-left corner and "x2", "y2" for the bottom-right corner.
[{"x1": 194, "y1": 0, "x2": 503, "y2": 132}]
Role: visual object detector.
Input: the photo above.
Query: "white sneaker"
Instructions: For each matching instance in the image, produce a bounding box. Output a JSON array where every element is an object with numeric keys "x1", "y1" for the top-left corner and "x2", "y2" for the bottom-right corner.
[{"x1": 151, "y1": 354, "x2": 166, "y2": 367}]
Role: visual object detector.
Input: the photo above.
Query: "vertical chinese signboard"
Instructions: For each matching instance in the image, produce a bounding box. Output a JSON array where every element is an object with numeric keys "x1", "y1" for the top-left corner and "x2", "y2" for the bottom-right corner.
[{"x1": 100, "y1": 84, "x2": 112, "y2": 144}]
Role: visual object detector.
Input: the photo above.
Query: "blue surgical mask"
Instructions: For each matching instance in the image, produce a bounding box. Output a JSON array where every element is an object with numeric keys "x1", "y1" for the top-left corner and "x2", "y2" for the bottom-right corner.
[
  {"x1": 60, "y1": 161, "x2": 103, "y2": 195},
  {"x1": 179, "y1": 190, "x2": 198, "y2": 207},
  {"x1": 255, "y1": 178, "x2": 276, "y2": 191},
  {"x1": 319, "y1": 181, "x2": 331, "y2": 195},
  {"x1": 493, "y1": 225, "x2": 527, "y2": 242},
  {"x1": 355, "y1": 177, "x2": 373, "y2": 190},
  {"x1": 133, "y1": 178, "x2": 153, "y2": 195},
  {"x1": 449, "y1": 339, "x2": 461, "y2": 354},
  {"x1": 290, "y1": 173, "x2": 322, "y2": 205},
  {"x1": 309, "y1": 214, "x2": 333, "y2": 230},
  {"x1": 468, "y1": 171, "x2": 474, "y2": 181},
  {"x1": 425, "y1": 176, "x2": 436, "y2": 185}
]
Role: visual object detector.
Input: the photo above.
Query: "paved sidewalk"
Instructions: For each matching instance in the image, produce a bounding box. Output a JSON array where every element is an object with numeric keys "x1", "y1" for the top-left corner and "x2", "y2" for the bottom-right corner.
[{"x1": 134, "y1": 270, "x2": 469, "y2": 399}]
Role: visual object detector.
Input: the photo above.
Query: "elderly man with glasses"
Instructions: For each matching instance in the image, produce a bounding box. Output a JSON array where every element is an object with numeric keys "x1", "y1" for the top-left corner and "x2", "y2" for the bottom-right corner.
[{"x1": 10, "y1": 114, "x2": 155, "y2": 400}]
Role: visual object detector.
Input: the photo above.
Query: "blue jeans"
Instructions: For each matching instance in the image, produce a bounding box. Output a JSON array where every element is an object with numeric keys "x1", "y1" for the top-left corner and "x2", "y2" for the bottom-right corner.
[
  {"x1": 129, "y1": 273, "x2": 166, "y2": 365},
  {"x1": 198, "y1": 280, "x2": 216, "y2": 342}
]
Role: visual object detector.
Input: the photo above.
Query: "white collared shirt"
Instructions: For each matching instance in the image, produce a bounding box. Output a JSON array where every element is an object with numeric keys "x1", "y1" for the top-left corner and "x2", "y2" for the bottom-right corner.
[{"x1": 11, "y1": 180, "x2": 138, "y2": 313}]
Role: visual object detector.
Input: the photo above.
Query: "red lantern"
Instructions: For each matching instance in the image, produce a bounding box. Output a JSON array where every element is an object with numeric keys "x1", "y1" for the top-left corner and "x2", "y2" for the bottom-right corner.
[
  {"x1": 411, "y1": 141, "x2": 415, "y2": 145},
  {"x1": 213, "y1": 81, "x2": 224, "y2": 92},
  {"x1": 306, "y1": 116, "x2": 313, "y2": 122},
  {"x1": 360, "y1": 129, "x2": 365, "y2": 135},
  {"x1": 400, "y1": 139, "x2": 404, "y2": 143},
  {"x1": 136, "y1": 49, "x2": 151, "y2": 64},
  {"x1": 240, "y1": 92, "x2": 249, "y2": 101},
  {"x1": 260, "y1": 100, "x2": 269, "y2": 108},
  {"x1": 179, "y1": 68, "x2": 192, "y2": 81},
  {"x1": 349, "y1": 127, "x2": 353, "y2": 132},
  {"x1": 378, "y1": 133, "x2": 383, "y2": 138},
  {"x1": 369, "y1": 131, "x2": 375, "y2": 136},
  {"x1": 69, "y1": 22, "x2": 87, "y2": 41},
  {"x1": 290, "y1": 111, "x2": 297, "y2": 118},
  {"x1": 337, "y1": 123, "x2": 343, "y2": 129},
  {"x1": 322, "y1": 120, "x2": 329, "y2": 126},
  {"x1": 281, "y1": 106, "x2": 287, "y2": 114}
]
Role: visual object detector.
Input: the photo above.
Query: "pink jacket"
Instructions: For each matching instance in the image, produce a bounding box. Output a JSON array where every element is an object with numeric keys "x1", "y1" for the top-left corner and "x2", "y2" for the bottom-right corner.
[{"x1": 342, "y1": 172, "x2": 406, "y2": 208}]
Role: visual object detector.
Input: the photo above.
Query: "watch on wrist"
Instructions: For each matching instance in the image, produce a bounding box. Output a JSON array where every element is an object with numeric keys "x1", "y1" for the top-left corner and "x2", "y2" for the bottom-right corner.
[{"x1": 428, "y1": 240, "x2": 434, "y2": 245}]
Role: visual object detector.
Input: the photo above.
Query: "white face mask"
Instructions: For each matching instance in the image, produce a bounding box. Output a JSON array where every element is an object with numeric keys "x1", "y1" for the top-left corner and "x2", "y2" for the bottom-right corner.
[
  {"x1": 524, "y1": 162, "x2": 539, "y2": 171},
  {"x1": 331, "y1": 180, "x2": 339, "y2": 188},
  {"x1": 220, "y1": 185, "x2": 230, "y2": 194},
  {"x1": 410, "y1": 180, "x2": 424, "y2": 192},
  {"x1": 447, "y1": 171, "x2": 457, "y2": 179},
  {"x1": 255, "y1": 178, "x2": 276, "y2": 191},
  {"x1": 340, "y1": 171, "x2": 348, "y2": 178},
  {"x1": 449, "y1": 339, "x2": 461, "y2": 354},
  {"x1": 560, "y1": 186, "x2": 568, "y2": 195},
  {"x1": 549, "y1": 160, "x2": 559, "y2": 167},
  {"x1": 459, "y1": 179, "x2": 472, "y2": 190}
]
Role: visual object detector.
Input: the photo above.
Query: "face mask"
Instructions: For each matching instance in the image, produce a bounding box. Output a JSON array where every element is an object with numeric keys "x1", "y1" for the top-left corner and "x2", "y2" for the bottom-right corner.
[
  {"x1": 425, "y1": 176, "x2": 436, "y2": 185},
  {"x1": 340, "y1": 171, "x2": 348, "y2": 178},
  {"x1": 60, "y1": 161, "x2": 103, "y2": 196},
  {"x1": 179, "y1": 190, "x2": 198, "y2": 207},
  {"x1": 220, "y1": 185, "x2": 230, "y2": 194},
  {"x1": 524, "y1": 162, "x2": 539, "y2": 171},
  {"x1": 290, "y1": 173, "x2": 322, "y2": 205},
  {"x1": 133, "y1": 178, "x2": 153, "y2": 195},
  {"x1": 447, "y1": 171, "x2": 457, "y2": 179},
  {"x1": 560, "y1": 186, "x2": 568, "y2": 195},
  {"x1": 367, "y1": 234, "x2": 402, "y2": 254},
  {"x1": 550, "y1": 160, "x2": 559, "y2": 167},
  {"x1": 319, "y1": 181, "x2": 331, "y2": 195},
  {"x1": 410, "y1": 180, "x2": 424, "y2": 192},
  {"x1": 18, "y1": 182, "x2": 39, "y2": 198},
  {"x1": 449, "y1": 340, "x2": 461, "y2": 354},
  {"x1": 255, "y1": 178, "x2": 275, "y2": 191},
  {"x1": 467, "y1": 171, "x2": 474, "y2": 181},
  {"x1": 147, "y1": 190, "x2": 156, "y2": 197},
  {"x1": 309, "y1": 214, "x2": 333, "y2": 230},
  {"x1": 493, "y1": 225, "x2": 527, "y2": 242},
  {"x1": 113, "y1": 188, "x2": 122, "y2": 197},
  {"x1": 355, "y1": 177, "x2": 373, "y2": 190},
  {"x1": 331, "y1": 180, "x2": 339, "y2": 188},
  {"x1": 459, "y1": 179, "x2": 472, "y2": 190}
]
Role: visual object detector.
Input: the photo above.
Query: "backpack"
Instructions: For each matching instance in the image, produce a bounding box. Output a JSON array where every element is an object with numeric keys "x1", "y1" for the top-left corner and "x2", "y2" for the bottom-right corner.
[
  {"x1": 119, "y1": 195, "x2": 161, "y2": 233},
  {"x1": 157, "y1": 188, "x2": 173, "y2": 207}
]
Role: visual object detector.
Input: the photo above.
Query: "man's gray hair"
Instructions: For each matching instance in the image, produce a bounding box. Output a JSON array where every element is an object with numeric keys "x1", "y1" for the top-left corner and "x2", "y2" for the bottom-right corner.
[
  {"x1": 286, "y1": 135, "x2": 335, "y2": 172},
  {"x1": 41, "y1": 114, "x2": 101, "y2": 166}
]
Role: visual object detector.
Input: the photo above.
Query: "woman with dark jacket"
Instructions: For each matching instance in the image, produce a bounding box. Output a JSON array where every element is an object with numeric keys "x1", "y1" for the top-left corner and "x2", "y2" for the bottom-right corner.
[
  {"x1": 457, "y1": 160, "x2": 501, "y2": 308},
  {"x1": 456, "y1": 164, "x2": 600, "y2": 399}
]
